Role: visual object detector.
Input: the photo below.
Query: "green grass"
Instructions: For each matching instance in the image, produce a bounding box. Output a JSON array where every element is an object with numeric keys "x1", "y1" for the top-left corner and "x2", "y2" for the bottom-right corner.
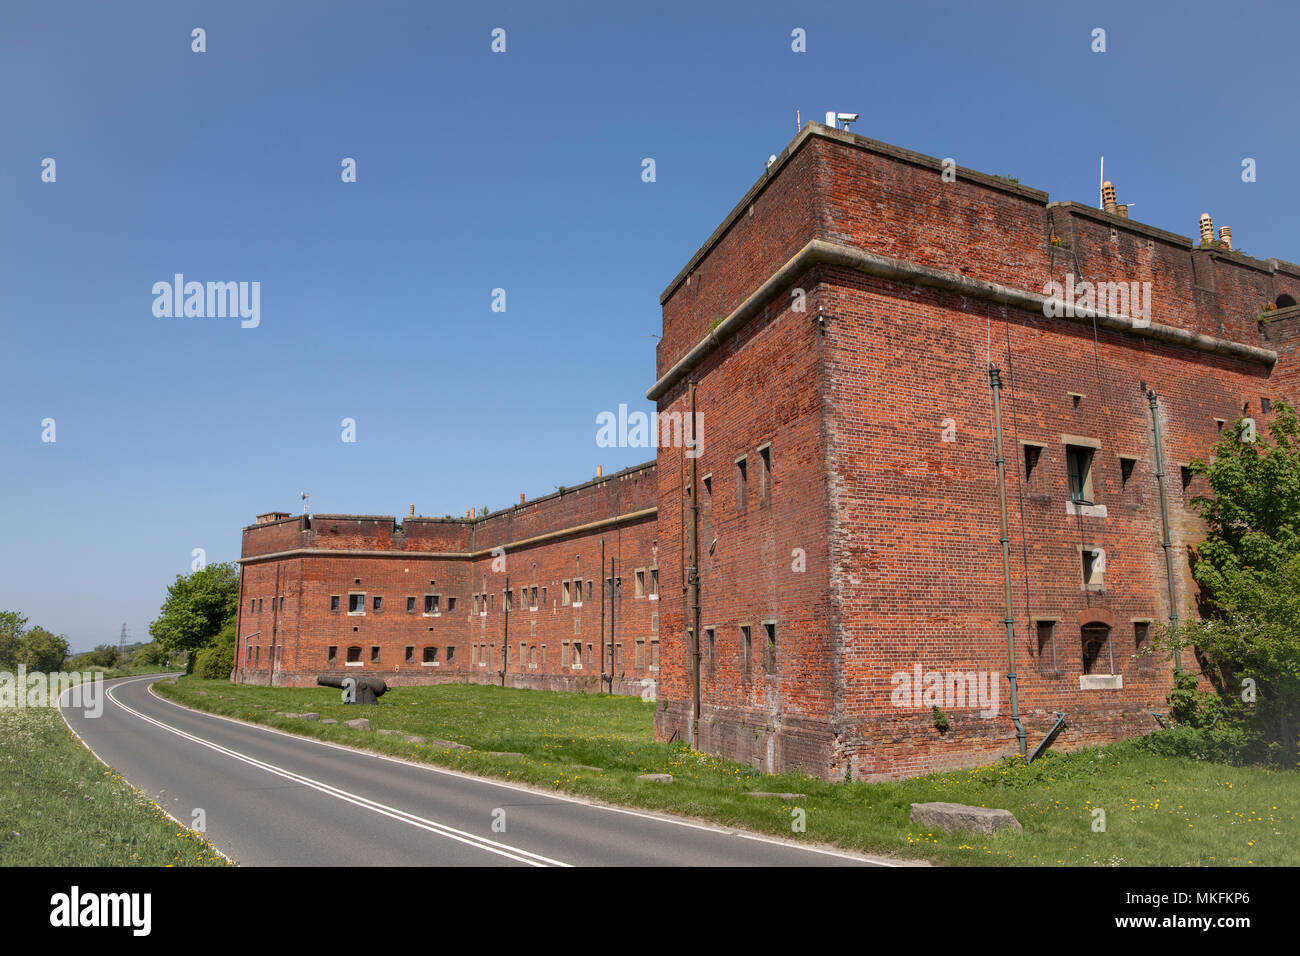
[
  {"x1": 156, "y1": 678, "x2": 1299, "y2": 866},
  {"x1": 0, "y1": 705, "x2": 229, "y2": 866}
]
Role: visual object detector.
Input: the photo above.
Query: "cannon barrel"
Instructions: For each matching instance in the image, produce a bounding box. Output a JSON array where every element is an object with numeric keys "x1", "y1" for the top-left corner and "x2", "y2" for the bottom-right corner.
[{"x1": 316, "y1": 674, "x2": 389, "y2": 703}]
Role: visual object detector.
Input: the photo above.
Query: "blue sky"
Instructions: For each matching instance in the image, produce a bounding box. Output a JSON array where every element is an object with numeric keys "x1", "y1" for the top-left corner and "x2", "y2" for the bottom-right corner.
[{"x1": 2, "y1": 0, "x2": 1296, "y2": 652}]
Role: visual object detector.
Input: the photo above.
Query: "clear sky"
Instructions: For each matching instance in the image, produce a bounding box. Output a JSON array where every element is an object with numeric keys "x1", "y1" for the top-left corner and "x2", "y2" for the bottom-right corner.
[{"x1": 3, "y1": 0, "x2": 1296, "y2": 652}]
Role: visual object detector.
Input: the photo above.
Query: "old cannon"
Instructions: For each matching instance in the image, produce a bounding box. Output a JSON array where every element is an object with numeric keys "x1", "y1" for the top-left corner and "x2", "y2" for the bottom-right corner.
[{"x1": 316, "y1": 674, "x2": 389, "y2": 705}]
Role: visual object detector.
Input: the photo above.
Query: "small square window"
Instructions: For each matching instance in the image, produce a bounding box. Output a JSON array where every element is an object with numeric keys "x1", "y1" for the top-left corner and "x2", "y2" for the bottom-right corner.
[
  {"x1": 447, "y1": 596, "x2": 457, "y2": 612},
  {"x1": 406, "y1": 596, "x2": 416, "y2": 613},
  {"x1": 423, "y1": 646, "x2": 438, "y2": 664},
  {"x1": 372, "y1": 596, "x2": 382, "y2": 612},
  {"x1": 346, "y1": 645, "x2": 361, "y2": 663},
  {"x1": 424, "y1": 594, "x2": 440, "y2": 615}
]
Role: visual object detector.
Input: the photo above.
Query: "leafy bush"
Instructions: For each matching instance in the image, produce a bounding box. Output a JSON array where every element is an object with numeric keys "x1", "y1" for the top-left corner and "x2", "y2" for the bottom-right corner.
[{"x1": 1130, "y1": 725, "x2": 1254, "y2": 765}]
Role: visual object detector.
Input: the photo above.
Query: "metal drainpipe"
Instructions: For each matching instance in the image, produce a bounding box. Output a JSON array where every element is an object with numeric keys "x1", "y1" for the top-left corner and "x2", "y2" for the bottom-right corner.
[
  {"x1": 687, "y1": 382, "x2": 702, "y2": 749},
  {"x1": 1147, "y1": 390, "x2": 1181, "y2": 674},
  {"x1": 501, "y1": 574, "x2": 509, "y2": 687},
  {"x1": 989, "y1": 366, "x2": 1027, "y2": 757}
]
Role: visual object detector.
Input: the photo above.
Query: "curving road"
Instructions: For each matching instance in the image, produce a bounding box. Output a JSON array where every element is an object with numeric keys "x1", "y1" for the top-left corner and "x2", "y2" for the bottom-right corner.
[{"x1": 59, "y1": 675, "x2": 894, "y2": 867}]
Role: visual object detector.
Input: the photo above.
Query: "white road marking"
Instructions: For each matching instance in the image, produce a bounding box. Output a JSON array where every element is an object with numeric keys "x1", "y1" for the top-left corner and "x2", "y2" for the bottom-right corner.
[
  {"x1": 139, "y1": 676, "x2": 897, "y2": 866},
  {"x1": 103, "y1": 680, "x2": 570, "y2": 867}
]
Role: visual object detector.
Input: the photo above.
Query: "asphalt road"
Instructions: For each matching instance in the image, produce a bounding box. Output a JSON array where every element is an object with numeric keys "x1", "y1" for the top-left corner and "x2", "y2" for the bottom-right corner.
[{"x1": 59, "y1": 675, "x2": 893, "y2": 867}]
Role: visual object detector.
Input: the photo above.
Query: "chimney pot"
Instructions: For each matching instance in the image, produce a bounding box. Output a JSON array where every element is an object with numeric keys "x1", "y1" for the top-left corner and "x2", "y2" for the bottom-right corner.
[
  {"x1": 409, "y1": 504, "x2": 415, "y2": 517},
  {"x1": 1116, "y1": 204, "x2": 1129, "y2": 219},
  {"x1": 1219, "y1": 226, "x2": 1233, "y2": 251},
  {"x1": 1102, "y1": 180, "x2": 1117, "y2": 213},
  {"x1": 1199, "y1": 213, "x2": 1214, "y2": 245},
  {"x1": 597, "y1": 465, "x2": 603, "y2": 478},
  {"x1": 520, "y1": 492, "x2": 525, "y2": 504}
]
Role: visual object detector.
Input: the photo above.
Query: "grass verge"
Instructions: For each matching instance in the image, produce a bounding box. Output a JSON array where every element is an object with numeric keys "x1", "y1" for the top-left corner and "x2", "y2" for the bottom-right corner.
[
  {"x1": 155, "y1": 678, "x2": 1299, "y2": 866},
  {"x1": 0, "y1": 704, "x2": 229, "y2": 866}
]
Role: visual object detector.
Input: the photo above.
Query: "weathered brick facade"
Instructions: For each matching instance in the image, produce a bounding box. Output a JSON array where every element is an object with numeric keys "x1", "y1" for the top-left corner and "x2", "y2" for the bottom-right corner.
[
  {"x1": 236, "y1": 123, "x2": 1300, "y2": 781},
  {"x1": 234, "y1": 463, "x2": 661, "y2": 694},
  {"x1": 650, "y1": 123, "x2": 1300, "y2": 780}
]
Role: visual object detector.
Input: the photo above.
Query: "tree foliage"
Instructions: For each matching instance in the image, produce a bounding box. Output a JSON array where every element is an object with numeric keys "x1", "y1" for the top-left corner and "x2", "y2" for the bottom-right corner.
[
  {"x1": 1160, "y1": 402, "x2": 1300, "y2": 765},
  {"x1": 149, "y1": 562, "x2": 240, "y2": 673}
]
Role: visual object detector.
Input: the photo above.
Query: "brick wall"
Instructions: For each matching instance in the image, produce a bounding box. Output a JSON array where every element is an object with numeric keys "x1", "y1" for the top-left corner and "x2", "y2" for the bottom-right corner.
[
  {"x1": 234, "y1": 463, "x2": 662, "y2": 695},
  {"x1": 652, "y1": 123, "x2": 1300, "y2": 779}
]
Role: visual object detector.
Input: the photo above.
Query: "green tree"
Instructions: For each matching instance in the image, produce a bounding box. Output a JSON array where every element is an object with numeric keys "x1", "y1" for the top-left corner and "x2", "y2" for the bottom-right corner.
[
  {"x1": 1161, "y1": 402, "x2": 1300, "y2": 764},
  {"x1": 18, "y1": 626, "x2": 70, "y2": 672},
  {"x1": 192, "y1": 618, "x2": 236, "y2": 679},
  {"x1": 149, "y1": 562, "x2": 240, "y2": 674},
  {"x1": 0, "y1": 610, "x2": 29, "y2": 670}
]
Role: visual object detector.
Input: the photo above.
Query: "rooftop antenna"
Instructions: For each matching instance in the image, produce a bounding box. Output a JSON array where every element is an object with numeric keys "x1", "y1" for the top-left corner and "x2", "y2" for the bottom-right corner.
[
  {"x1": 796, "y1": 108, "x2": 800, "y2": 132},
  {"x1": 1099, "y1": 156, "x2": 1104, "y2": 208},
  {"x1": 300, "y1": 490, "x2": 309, "y2": 513}
]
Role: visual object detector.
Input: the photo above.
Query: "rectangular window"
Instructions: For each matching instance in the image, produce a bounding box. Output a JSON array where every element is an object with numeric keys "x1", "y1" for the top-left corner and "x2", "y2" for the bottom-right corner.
[
  {"x1": 423, "y1": 646, "x2": 438, "y2": 664},
  {"x1": 758, "y1": 444, "x2": 772, "y2": 506},
  {"x1": 424, "y1": 594, "x2": 440, "y2": 615},
  {"x1": 650, "y1": 568, "x2": 659, "y2": 599},
  {"x1": 650, "y1": 640, "x2": 660, "y2": 669},
  {"x1": 541, "y1": 586, "x2": 547, "y2": 606},
  {"x1": 740, "y1": 625, "x2": 751, "y2": 677},
  {"x1": 572, "y1": 641, "x2": 582, "y2": 668},
  {"x1": 406, "y1": 596, "x2": 416, "y2": 613},
  {"x1": 330, "y1": 595, "x2": 340, "y2": 612},
  {"x1": 764, "y1": 622, "x2": 776, "y2": 674},
  {"x1": 279, "y1": 596, "x2": 284, "y2": 612},
  {"x1": 1081, "y1": 547, "x2": 1104, "y2": 590},
  {"x1": 735, "y1": 456, "x2": 748, "y2": 512},
  {"x1": 572, "y1": 579, "x2": 583, "y2": 607},
  {"x1": 586, "y1": 580, "x2": 592, "y2": 603},
  {"x1": 346, "y1": 646, "x2": 361, "y2": 664},
  {"x1": 372, "y1": 596, "x2": 382, "y2": 612},
  {"x1": 405, "y1": 645, "x2": 414, "y2": 662},
  {"x1": 561, "y1": 641, "x2": 570, "y2": 667},
  {"x1": 446, "y1": 646, "x2": 455, "y2": 663},
  {"x1": 1036, "y1": 621, "x2": 1058, "y2": 674},
  {"x1": 562, "y1": 581, "x2": 570, "y2": 606},
  {"x1": 1066, "y1": 446, "x2": 1095, "y2": 503},
  {"x1": 1119, "y1": 456, "x2": 1137, "y2": 487},
  {"x1": 348, "y1": 593, "x2": 365, "y2": 614},
  {"x1": 447, "y1": 596, "x2": 456, "y2": 613},
  {"x1": 635, "y1": 639, "x2": 645, "y2": 668},
  {"x1": 635, "y1": 569, "x2": 645, "y2": 597},
  {"x1": 530, "y1": 586, "x2": 538, "y2": 609},
  {"x1": 1023, "y1": 443, "x2": 1042, "y2": 480},
  {"x1": 1134, "y1": 621, "x2": 1152, "y2": 670},
  {"x1": 370, "y1": 645, "x2": 380, "y2": 662},
  {"x1": 327, "y1": 645, "x2": 338, "y2": 665}
]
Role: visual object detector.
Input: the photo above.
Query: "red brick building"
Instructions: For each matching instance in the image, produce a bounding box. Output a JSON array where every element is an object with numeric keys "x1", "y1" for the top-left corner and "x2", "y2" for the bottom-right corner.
[
  {"x1": 237, "y1": 122, "x2": 1300, "y2": 780},
  {"x1": 234, "y1": 462, "x2": 661, "y2": 694},
  {"x1": 649, "y1": 123, "x2": 1300, "y2": 780}
]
